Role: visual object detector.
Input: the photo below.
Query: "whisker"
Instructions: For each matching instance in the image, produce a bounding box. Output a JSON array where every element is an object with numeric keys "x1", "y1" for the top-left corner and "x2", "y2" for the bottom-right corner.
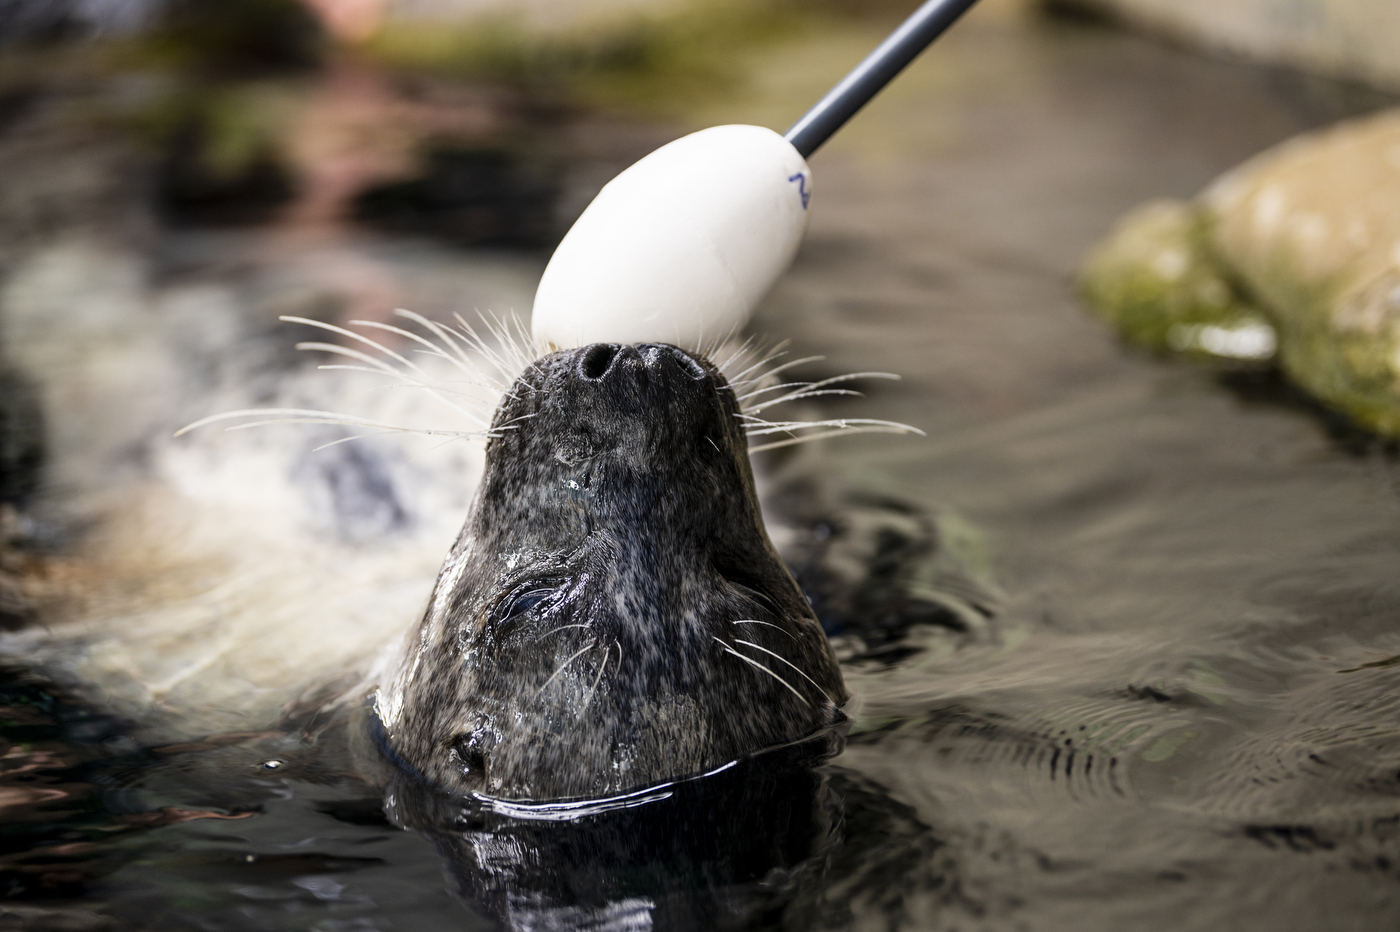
[
  {"x1": 578, "y1": 643, "x2": 611, "y2": 714},
  {"x1": 740, "y1": 354, "x2": 828, "y2": 382},
  {"x1": 734, "y1": 638, "x2": 834, "y2": 701},
  {"x1": 481, "y1": 310, "x2": 543, "y2": 373},
  {"x1": 348, "y1": 320, "x2": 473, "y2": 372},
  {"x1": 325, "y1": 373, "x2": 497, "y2": 408},
  {"x1": 223, "y1": 419, "x2": 480, "y2": 437},
  {"x1": 423, "y1": 432, "x2": 479, "y2": 452},
  {"x1": 711, "y1": 636, "x2": 810, "y2": 707},
  {"x1": 696, "y1": 332, "x2": 719, "y2": 362},
  {"x1": 732, "y1": 353, "x2": 829, "y2": 391},
  {"x1": 294, "y1": 342, "x2": 403, "y2": 377},
  {"x1": 452, "y1": 312, "x2": 526, "y2": 387},
  {"x1": 393, "y1": 364, "x2": 515, "y2": 398},
  {"x1": 732, "y1": 619, "x2": 795, "y2": 640},
  {"x1": 747, "y1": 425, "x2": 922, "y2": 453},
  {"x1": 309, "y1": 363, "x2": 493, "y2": 426},
  {"x1": 493, "y1": 411, "x2": 538, "y2": 431},
  {"x1": 713, "y1": 334, "x2": 760, "y2": 377},
  {"x1": 748, "y1": 388, "x2": 864, "y2": 408},
  {"x1": 725, "y1": 343, "x2": 794, "y2": 386},
  {"x1": 744, "y1": 417, "x2": 923, "y2": 437},
  {"x1": 315, "y1": 364, "x2": 411, "y2": 377},
  {"x1": 395, "y1": 309, "x2": 492, "y2": 382},
  {"x1": 309, "y1": 430, "x2": 402, "y2": 452},
  {"x1": 539, "y1": 623, "x2": 593, "y2": 640},
  {"x1": 745, "y1": 372, "x2": 900, "y2": 414},
  {"x1": 736, "y1": 379, "x2": 813, "y2": 402},
  {"x1": 177, "y1": 309, "x2": 531, "y2": 454},
  {"x1": 280, "y1": 316, "x2": 421, "y2": 371},
  {"x1": 539, "y1": 640, "x2": 597, "y2": 695},
  {"x1": 176, "y1": 407, "x2": 465, "y2": 436},
  {"x1": 413, "y1": 321, "x2": 516, "y2": 398},
  {"x1": 347, "y1": 312, "x2": 523, "y2": 403},
  {"x1": 696, "y1": 322, "x2": 738, "y2": 360}
]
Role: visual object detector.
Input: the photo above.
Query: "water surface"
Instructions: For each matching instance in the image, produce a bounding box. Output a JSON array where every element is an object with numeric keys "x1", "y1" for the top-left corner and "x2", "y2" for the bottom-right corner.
[{"x1": 1, "y1": 4, "x2": 1399, "y2": 930}]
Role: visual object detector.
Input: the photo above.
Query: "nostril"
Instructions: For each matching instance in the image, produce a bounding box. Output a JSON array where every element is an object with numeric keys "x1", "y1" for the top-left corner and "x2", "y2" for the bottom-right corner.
[
  {"x1": 673, "y1": 349, "x2": 709, "y2": 381},
  {"x1": 579, "y1": 343, "x2": 620, "y2": 380},
  {"x1": 640, "y1": 343, "x2": 709, "y2": 381}
]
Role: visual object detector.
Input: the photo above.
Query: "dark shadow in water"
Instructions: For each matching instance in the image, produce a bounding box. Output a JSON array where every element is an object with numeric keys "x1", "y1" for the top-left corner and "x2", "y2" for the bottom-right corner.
[
  {"x1": 0, "y1": 357, "x2": 44, "y2": 631},
  {"x1": 0, "y1": 668, "x2": 977, "y2": 932},
  {"x1": 382, "y1": 730, "x2": 977, "y2": 932},
  {"x1": 385, "y1": 735, "x2": 843, "y2": 930},
  {"x1": 1216, "y1": 368, "x2": 1400, "y2": 459},
  {"x1": 0, "y1": 359, "x2": 44, "y2": 509},
  {"x1": 763, "y1": 466, "x2": 998, "y2": 663},
  {"x1": 0, "y1": 667, "x2": 139, "y2": 901},
  {"x1": 154, "y1": 125, "x2": 299, "y2": 228},
  {"x1": 352, "y1": 145, "x2": 564, "y2": 251},
  {"x1": 151, "y1": 0, "x2": 326, "y2": 79}
]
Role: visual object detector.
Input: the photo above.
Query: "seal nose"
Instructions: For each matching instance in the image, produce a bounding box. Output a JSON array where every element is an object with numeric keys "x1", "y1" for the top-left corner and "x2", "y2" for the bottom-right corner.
[
  {"x1": 577, "y1": 343, "x2": 628, "y2": 381},
  {"x1": 639, "y1": 343, "x2": 709, "y2": 380},
  {"x1": 575, "y1": 343, "x2": 709, "y2": 385},
  {"x1": 574, "y1": 341, "x2": 644, "y2": 380}
]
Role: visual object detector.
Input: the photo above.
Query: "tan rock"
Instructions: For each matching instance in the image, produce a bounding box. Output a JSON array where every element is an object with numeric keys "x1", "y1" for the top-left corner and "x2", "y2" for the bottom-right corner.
[
  {"x1": 1081, "y1": 108, "x2": 1400, "y2": 435},
  {"x1": 1204, "y1": 109, "x2": 1400, "y2": 434}
]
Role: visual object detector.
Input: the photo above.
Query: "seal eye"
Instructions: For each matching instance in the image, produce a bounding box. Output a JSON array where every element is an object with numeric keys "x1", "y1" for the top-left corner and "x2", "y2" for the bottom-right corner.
[
  {"x1": 508, "y1": 590, "x2": 554, "y2": 616},
  {"x1": 494, "y1": 582, "x2": 568, "y2": 627}
]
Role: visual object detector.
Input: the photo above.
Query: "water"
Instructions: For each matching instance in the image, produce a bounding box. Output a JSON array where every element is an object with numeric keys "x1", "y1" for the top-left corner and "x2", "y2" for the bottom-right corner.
[{"x1": 2, "y1": 4, "x2": 1400, "y2": 930}]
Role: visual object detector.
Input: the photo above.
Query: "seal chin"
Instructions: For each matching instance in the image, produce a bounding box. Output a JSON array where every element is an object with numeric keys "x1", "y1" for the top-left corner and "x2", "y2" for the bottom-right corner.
[{"x1": 377, "y1": 342, "x2": 848, "y2": 801}]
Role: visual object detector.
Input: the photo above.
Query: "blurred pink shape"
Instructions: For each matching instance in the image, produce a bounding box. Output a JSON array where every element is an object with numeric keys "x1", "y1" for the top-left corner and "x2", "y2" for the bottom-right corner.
[{"x1": 301, "y1": 0, "x2": 391, "y2": 42}]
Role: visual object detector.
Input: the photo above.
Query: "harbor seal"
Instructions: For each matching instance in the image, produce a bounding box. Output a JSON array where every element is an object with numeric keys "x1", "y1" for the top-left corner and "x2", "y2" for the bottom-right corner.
[{"x1": 375, "y1": 341, "x2": 849, "y2": 801}]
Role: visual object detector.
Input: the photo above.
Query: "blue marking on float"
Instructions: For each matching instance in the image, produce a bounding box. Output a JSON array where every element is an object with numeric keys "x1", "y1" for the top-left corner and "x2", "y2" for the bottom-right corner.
[{"x1": 788, "y1": 173, "x2": 811, "y2": 209}]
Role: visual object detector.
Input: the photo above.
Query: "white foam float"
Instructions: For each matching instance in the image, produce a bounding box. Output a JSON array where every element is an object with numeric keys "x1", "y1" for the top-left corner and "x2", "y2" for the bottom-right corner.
[
  {"x1": 529, "y1": 0, "x2": 981, "y2": 350},
  {"x1": 530, "y1": 125, "x2": 812, "y2": 351}
]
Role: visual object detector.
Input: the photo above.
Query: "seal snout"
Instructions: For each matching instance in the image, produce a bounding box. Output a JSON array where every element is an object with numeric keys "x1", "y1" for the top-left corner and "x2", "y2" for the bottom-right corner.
[
  {"x1": 577, "y1": 342, "x2": 627, "y2": 381},
  {"x1": 383, "y1": 341, "x2": 847, "y2": 800},
  {"x1": 557, "y1": 343, "x2": 726, "y2": 458},
  {"x1": 573, "y1": 342, "x2": 712, "y2": 386}
]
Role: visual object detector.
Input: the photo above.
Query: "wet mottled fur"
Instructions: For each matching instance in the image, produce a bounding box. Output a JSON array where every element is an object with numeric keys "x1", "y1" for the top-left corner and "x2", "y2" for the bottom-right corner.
[{"x1": 377, "y1": 343, "x2": 848, "y2": 800}]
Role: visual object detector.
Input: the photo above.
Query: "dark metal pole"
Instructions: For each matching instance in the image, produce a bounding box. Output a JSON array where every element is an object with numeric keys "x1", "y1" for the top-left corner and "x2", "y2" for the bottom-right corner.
[{"x1": 784, "y1": 0, "x2": 981, "y2": 158}]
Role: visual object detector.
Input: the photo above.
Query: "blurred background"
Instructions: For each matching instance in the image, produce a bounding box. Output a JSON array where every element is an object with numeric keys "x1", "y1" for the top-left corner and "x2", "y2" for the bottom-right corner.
[
  {"x1": 0, "y1": 0, "x2": 1395, "y2": 272},
  {"x1": 2, "y1": 1, "x2": 1400, "y2": 929}
]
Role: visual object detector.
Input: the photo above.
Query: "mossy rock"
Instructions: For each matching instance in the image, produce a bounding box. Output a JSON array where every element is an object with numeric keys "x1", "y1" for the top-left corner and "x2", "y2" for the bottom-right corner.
[
  {"x1": 1081, "y1": 107, "x2": 1400, "y2": 436},
  {"x1": 1079, "y1": 199, "x2": 1274, "y2": 363},
  {"x1": 1204, "y1": 109, "x2": 1400, "y2": 436}
]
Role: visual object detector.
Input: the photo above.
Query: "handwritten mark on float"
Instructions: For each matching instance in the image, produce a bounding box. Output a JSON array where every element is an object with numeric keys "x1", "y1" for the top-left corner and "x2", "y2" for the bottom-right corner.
[{"x1": 788, "y1": 173, "x2": 811, "y2": 209}]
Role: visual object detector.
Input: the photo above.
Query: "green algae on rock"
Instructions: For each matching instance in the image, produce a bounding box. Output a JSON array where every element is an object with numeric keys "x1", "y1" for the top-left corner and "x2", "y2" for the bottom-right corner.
[
  {"x1": 1081, "y1": 108, "x2": 1400, "y2": 436},
  {"x1": 1077, "y1": 199, "x2": 1275, "y2": 364}
]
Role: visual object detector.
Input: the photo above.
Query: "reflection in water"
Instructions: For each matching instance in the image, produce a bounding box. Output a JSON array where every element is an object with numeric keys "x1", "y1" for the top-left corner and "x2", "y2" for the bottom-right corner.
[
  {"x1": 384, "y1": 735, "x2": 846, "y2": 930},
  {"x1": 0, "y1": 677, "x2": 988, "y2": 931}
]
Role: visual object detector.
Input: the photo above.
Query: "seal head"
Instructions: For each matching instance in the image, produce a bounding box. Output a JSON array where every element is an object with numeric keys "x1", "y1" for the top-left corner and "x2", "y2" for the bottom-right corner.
[{"x1": 377, "y1": 342, "x2": 847, "y2": 801}]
